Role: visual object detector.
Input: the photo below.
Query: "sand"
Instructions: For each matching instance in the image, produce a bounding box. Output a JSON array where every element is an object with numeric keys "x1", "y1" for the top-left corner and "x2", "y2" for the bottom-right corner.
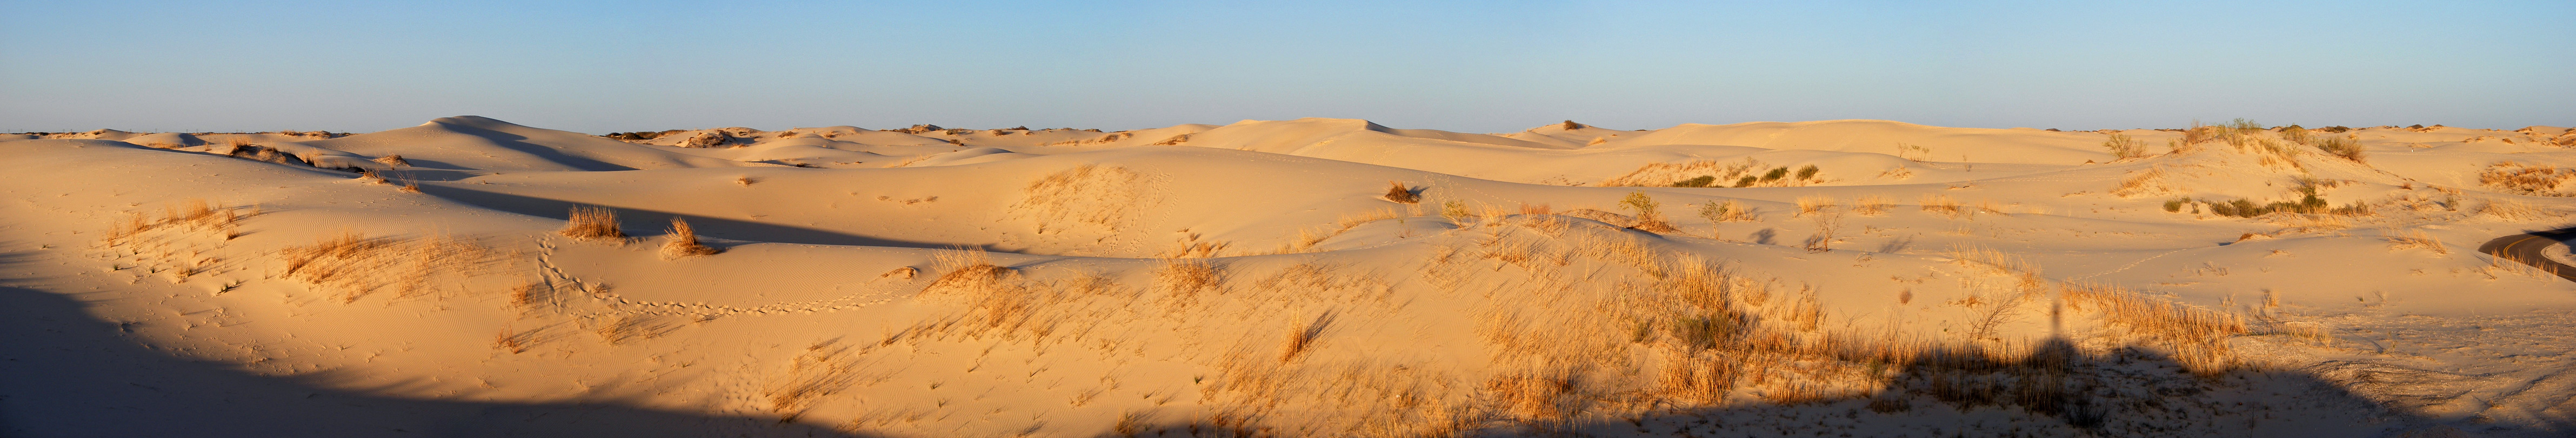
[{"x1": 5, "y1": 117, "x2": 2575, "y2": 437}]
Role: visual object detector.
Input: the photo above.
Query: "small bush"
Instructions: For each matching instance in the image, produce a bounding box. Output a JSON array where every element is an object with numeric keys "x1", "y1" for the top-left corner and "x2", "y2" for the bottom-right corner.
[
  {"x1": 1733, "y1": 176, "x2": 1758, "y2": 188},
  {"x1": 2314, "y1": 135, "x2": 2365, "y2": 163},
  {"x1": 1794, "y1": 165, "x2": 1820, "y2": 181},
  {"x1": 2162, "y1": 197, "x2": 2187, "y2": 213},
  {"x1": 1440, "y1": 201, "x2": 1473, "y2": 224},
  {"x1": 1759, "y1": 167, "x2": 1789, "y2": 182},
  {"x1": 1698, "y1": 200, "x2": 1754, "y2": 223},
  {"x1": 2103, "y1": 134, "x2": 2147, "y2": 158},
  {"x1": 1671, "y1": 175, "x2": 1718, "y2": 188},
  {"x1": 1384, "y1": 181, "x2": 1419, "y2": 204},
  {"x1": 561, "y1": 205, "x2": 626, "y2": 241},
  {"x1": 1619, "y1": 191, "x2": 1661, "y2": 220}
]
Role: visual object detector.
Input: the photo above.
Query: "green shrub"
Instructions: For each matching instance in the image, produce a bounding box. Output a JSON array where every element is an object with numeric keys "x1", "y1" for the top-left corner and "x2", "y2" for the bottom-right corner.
[
  {"x1": 1734, "y1": 176, "x2": 1758, "y2": 188},
  {"x1": 1619, "y1": 191, "x2": 1661, "y2": 220},
  {"x1": 1672, "y1": 175, "x2": 1718, "y2": 188},
  {"x1": 1794, "y1": 165, "x2": 1820, "y2": 180},
  {"x1": 1759, "y1": 167, "x2": 1789, "y2": 182},
  {"x1": 2104, "y1": 134, "x2": 2148, "y2": 158}
]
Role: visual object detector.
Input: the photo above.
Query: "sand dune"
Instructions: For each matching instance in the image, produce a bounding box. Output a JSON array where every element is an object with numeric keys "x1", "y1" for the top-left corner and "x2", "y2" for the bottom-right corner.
[{"x1": 7, "y1": 117, "x2": 2576, "y2": 437}]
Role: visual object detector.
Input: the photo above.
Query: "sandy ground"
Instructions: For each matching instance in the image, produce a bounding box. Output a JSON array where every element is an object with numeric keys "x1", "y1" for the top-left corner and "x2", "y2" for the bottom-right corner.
[{"x1": 5, "y1": 117, "x2": 2576, "y2": 437}]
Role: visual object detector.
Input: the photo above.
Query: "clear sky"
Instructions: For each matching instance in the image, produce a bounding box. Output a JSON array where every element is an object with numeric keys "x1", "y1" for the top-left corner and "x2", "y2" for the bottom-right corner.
[{"x1": 4, "y1": 1, "x2": 2569, "y2": 134}]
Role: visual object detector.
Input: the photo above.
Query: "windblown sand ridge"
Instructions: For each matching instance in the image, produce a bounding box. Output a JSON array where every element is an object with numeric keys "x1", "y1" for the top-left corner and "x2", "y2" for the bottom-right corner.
[{"x1": 5, "y1": 116, "x2": 2576, "y2": 437}]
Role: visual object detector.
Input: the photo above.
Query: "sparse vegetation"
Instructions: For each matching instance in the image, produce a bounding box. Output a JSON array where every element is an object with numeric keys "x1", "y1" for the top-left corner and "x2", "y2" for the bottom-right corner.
[
  {"x1": 1384, "y1": 181, "x2": 1419, "y2": 203},
  {"x1": 1619, "y1": 191, "x2": 1674, "y2": 233},
  {"x1": 560, "y1": 205, "x2": 626, "y2": 241},
  {"x1": 1698, "y1": 199, "x2": 1755, "y2": 223},
  {"x1": 660, "y1": 217, "x2": 720, "y2": 258},
  {"x1": 2103, "y1": 133, "x2": 2147, "y2": 158}
]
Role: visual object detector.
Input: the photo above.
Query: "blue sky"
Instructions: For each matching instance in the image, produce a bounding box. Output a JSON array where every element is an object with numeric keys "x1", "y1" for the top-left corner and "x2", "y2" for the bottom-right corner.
[{"x1": 4, "y1": 1, "x2": 2569, "y2": 134}]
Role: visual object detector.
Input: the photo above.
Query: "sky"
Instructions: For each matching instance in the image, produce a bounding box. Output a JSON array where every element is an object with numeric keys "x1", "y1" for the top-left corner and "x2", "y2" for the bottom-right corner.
[{"x1": 3, "y1": 1, "x2": 2570, "y2": 134}]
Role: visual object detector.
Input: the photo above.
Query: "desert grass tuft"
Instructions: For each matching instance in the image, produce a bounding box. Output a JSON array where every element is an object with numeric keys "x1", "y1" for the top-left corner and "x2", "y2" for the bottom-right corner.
[
  {"x1": 1856, "y1": 195, "x2": 1893, "y2": 216},
  {"x1": 560, "y1": 205, "x2": 626, "y2": 241},
  {"x1": 660, "y1": 217, "x2": 720, "y2": 258},
  {"x1": 1794, "y1": 196, "x2": 1836, "y2": 217},
  {"x1": 1919, "y1": 194, "x2": 1966, "y2": 219},
  {"x1": 372, "y1": 154, "x2": 409, "y2": 168},
  {"x1": 2384, "y1": 230, "x2": 2448, "y2": 255}
]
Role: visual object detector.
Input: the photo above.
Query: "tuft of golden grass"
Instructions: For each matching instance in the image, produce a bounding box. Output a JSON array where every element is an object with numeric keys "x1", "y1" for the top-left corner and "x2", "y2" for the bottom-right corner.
[
  {"x1": 372, "y1": 154, "x2": 409, "y2": 168},
  {"x1": 2061, "y1": 283, "x2": 2247, "y2": 376},
  {"x1": 560, "y1": 205, "x2": 626, "y2": 241},
  {"x1": 736, "y1": 176, "x2": 758, "y2": 186},
  {"x1": 1794, "y1": 196, "x2": 1836, "y2": 217},
  {"x1": 1153, "y1": 257, "x2": 1222, "y2": 309},
  {"x1": 1919, "y1": 194, "x2": 1965, "y2": 219},
  {"x1": 924, "y1": 248, "x2": 1012, "y2": 296},
  {"x1": 660, "y1": 217, "x2": 720, "y2": 258},
  {"x1": 2479, "y1": 198, "x2": 2548, "y2": 221},
  {"x1": 1855, "y1": 195, "x2": 1892, "y2": 216},
  {"x1": 2479, "y1": 161, "x2": 2575, "y2": 196},
  {"x1": 2384, "y1": 230, "x2": 2448, "y2": 255}
]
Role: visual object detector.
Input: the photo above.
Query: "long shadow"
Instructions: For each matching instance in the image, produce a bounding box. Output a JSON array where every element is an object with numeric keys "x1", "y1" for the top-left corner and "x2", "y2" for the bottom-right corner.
[
  {"x1": 424, "y1": 123, "x2": 639, "y2": 171},
  {"x1": 2480, "y1": 229, "x2": 2576, "y2": 282},
  {"x1": 1527, "y1": 341, "x2": 2473, "y2": 437},
  {"x1": 411, "y1": 184, "x2": 969, "y2": 250},
  {"x1": 1125, "y1": 340, "x2": 2496, "y2": 437},
  {"x1": 0, "y1": 284, "x2": 878, "y2": 437}
]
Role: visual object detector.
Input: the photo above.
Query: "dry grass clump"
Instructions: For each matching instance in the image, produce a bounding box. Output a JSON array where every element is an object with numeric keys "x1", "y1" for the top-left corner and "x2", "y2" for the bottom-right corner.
[
  {"x1": 559, "y1": 206, "x2": 626, "y2": 241},
  {"x1": 2478, "y1": 198, "x2": 2549, "y2": 221},
  {"x1": 1383, "y1": 181, "x2": 1420, "y2": 204},
  {"x1": 1603, "y1": 160, "x2": 1824, "y2": 188},
  {"x1": 281, "y1": 231, "x2": 497, "y2": 302},
  {"x1": 1920, "y1": 194, "x2": 1967, "y2": 219},
  {"x1": 1040, "y1": 131, "x2": 1133, "y2": 146},
  {"x1": 2314, "y1": 135, "x2": 2365, "y2": 163},
  {"x1": 595, "y1": 314, "x2": 672, "y2": 346},
  {"x1": 660, "y1": 217, "x2": 720, "y2": 258},
  {"x1": 1855, "y1": 195, "x2": 1892, "y2": 216},
  {"x1": 1794, "y1": 196, "x2": 1837, "y2": 217},
  {"x1": 1153, "y1": 257, "x2": 1223, "y2": 309},
  {"x1": 2061, "y1": 284, "x2": 2247, "y2": 376},
  {"x1": 766, "y1": 339, "x2": 864, "y2": 423},
  {"x1": 1697, "y1": 200, "x2": 1756, "y2": 223},
  {"x1": 2478, "y1": 161, "x2": 2576, "y2": 196},
  {"x1": 372, "y1": 154, "x2": 409, "y2": 168},
  {"x1": 923, "y1": 248, "x2": 1012, "y2": 296},
  {"x1": 2384, "y1": 230, "x2": 2448, "y2": 255},
  {"x1": 1146, "y1": 133, "x2": 1191, "y2": 145}
]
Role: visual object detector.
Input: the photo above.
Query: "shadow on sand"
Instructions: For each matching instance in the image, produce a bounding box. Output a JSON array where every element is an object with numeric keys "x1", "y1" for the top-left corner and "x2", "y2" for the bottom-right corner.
[
  {"x1": 0, "y1": 283, "x2": 878, "y2": 438},
  {"x1": 411, "y1": 184, "x2": 969, "y2": 250},
  {"x1": 1135, "y1": 340, "x2": 2500, "y2": 437}
]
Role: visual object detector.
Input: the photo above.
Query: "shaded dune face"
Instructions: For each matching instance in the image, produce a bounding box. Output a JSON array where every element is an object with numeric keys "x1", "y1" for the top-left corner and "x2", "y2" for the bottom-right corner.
[{"x1": 8, "y1": 117, "x2": 2576, "y2": 437}]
